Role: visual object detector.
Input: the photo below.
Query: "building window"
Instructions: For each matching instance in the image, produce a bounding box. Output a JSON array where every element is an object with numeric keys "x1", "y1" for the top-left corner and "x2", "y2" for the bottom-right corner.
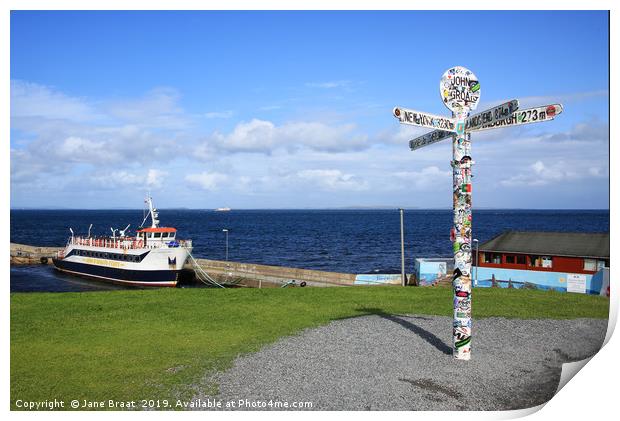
[
  {"x1": 584, "y1": 259, "x2": 597, "y2": 271},
  {"x1": 597, "y1": 260, "x2": 607, "y2": 270},
  {"x1": 516, "y1": 255, "x2": 526, "y2": 265},
  {"x1": 529, "y1": 255, "x2": 552, "y2": 268},
  {"x1": 505, "y1": 255, "x2": 515, "y2": 264},
  {"x1": 483, "y1": 253, "x2": 502, "y2": 264}
]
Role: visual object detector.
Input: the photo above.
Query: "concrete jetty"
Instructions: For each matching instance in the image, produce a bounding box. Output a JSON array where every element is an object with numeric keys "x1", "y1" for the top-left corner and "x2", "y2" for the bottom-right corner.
[
  {"x1": 192, "y1": 258, "x2": 357, "y2": 288},
  {"x1": 10, "y1": 243, "x2": 61, "y2": 265},
  {"x1": 10, "y1": 242, "x2": 404, "y2": 288}
]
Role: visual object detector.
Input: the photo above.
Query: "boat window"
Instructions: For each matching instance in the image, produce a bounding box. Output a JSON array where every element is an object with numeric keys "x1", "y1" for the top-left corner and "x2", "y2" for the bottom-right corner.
[
  {"x1": 162, "y1": 232, "x2": 169, "y2": 238},
  {"x1": 154, "y1": 232, "x2": 162, "y2": 238}
]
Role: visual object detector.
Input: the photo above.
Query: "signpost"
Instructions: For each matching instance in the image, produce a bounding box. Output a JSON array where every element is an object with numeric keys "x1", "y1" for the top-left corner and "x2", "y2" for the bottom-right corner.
[
  {"x1": 393, "y1": 107, "x2": 456, "y2": 131},
  {"x1": 393, "y1": 66, "x2": 563, "y2": 360},
  {"x1": 470, "y1": 104, "x2": 563, "y2": 132},
  {"x1": 465, "y1": 99, "x2": 519, "y2": 131},
  {"x1": 408, "y1": 129, "x2": 453, "y2": 150}
]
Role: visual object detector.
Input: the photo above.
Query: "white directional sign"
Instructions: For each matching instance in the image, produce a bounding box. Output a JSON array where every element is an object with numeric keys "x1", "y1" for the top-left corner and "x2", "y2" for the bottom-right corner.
[
  {"x1": 393, "y1": 107, "x2": 456, "y2": 132},
  {"x1": 469, "y1": 104, "x2": 563, "y2": 132},
  {"x1": 409, "y1": 129, "x2": 453, "y2": 150},
  {"x1": 465, "y1": 99, "x2": 519, "y2": 131},
  {"x1": 408, "y1": 99, "x2": 519, "y2": 150}
]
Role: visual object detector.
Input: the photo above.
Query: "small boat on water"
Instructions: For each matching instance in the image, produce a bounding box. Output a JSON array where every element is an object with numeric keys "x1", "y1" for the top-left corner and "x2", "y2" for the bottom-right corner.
[
  {"x1": 52, "y1": 196, "x2": 192, "y2": 287},
  {"x1": 215, "y1": 207, "x2": 231, "y2": 212}
]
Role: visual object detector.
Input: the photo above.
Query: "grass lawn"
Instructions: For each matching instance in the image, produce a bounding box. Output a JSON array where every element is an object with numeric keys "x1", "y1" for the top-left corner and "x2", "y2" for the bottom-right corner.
[{"x1": 10, "y1": 286, "x2": 609, "y2": 409}]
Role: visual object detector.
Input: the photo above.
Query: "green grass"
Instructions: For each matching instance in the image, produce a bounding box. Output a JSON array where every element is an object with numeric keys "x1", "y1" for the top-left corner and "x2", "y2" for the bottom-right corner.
[{"x1": 10, "y1": 286, "x2": 609, "y2": 409}]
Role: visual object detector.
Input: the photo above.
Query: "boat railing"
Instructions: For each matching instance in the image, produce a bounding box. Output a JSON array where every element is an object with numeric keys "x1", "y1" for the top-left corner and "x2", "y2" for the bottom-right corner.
[{"x1": 68, "y1": 236, "x2": 192, "y2": 250}]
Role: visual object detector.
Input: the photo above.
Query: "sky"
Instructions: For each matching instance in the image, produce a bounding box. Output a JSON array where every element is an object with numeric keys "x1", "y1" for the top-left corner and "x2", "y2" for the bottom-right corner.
[{"x1": 9, "y1": 10, "x2": 610, "y2": 209}]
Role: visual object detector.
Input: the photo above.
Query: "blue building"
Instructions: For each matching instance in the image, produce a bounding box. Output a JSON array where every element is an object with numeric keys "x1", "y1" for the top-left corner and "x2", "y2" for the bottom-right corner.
[{"x1": 474, "y1": 231, "x2": 609, "y2": 295}]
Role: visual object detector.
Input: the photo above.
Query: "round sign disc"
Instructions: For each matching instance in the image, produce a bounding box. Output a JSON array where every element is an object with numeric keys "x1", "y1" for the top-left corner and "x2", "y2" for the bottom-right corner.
[{"x1": 440, "y1": 66, "x2": 480, "y2": 113}]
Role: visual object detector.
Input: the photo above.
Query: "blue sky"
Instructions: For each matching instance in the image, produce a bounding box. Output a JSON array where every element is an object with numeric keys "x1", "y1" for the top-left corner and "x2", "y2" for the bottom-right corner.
[{"x1": 10, "y1": 10, "x2": 609, "y2": 209}]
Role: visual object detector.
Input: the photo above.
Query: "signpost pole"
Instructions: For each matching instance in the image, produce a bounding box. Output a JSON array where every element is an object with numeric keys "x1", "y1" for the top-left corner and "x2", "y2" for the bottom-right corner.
[
  {"x1": 400, "y1": 208, "x2": 406, "y2": 286},
  {"x1": 451, "y1": 115, "x2": 473, "y2": 360}
]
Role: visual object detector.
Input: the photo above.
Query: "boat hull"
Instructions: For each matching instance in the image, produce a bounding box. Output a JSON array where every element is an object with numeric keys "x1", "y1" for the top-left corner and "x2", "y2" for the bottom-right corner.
[{"x1": 52, "y1": 258, "x2": 180, "y2": 287}]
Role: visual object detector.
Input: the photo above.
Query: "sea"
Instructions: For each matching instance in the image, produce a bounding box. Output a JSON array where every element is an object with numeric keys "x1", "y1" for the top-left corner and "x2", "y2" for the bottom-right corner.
[{"x1": 10, "y1": 209, "x2": 609, "y2": 292}]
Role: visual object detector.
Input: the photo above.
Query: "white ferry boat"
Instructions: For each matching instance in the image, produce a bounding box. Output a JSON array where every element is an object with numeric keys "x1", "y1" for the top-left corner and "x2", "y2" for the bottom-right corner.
[{"x1": 52, "y1": 197, "x2": 192, "y2": 287}]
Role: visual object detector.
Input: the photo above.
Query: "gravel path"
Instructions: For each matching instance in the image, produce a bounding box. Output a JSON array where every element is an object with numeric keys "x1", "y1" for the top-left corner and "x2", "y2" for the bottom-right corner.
[{"x1": 192, "y1": 314, "x2": 607, "y2": 411}]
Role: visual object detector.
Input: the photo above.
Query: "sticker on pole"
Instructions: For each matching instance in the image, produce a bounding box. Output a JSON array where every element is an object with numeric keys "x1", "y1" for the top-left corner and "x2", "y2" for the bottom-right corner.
[{"x1": 440, "y1": 66, "x2": 480, "y2": 113}]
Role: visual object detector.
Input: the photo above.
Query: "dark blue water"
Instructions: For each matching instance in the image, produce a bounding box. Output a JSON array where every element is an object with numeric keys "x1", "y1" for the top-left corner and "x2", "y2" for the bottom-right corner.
[{"x1": 10, "y1": 209, "x2": 609, "y2": 292}]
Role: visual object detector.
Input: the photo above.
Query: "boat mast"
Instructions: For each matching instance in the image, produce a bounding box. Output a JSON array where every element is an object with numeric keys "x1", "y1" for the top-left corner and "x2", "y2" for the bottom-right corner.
[
  {"x1": 139, "y1": 196, "x2": 160, "y2": 229},
  {"x1": 146, "y1": 196, "x2": 159, "y2": 228}
]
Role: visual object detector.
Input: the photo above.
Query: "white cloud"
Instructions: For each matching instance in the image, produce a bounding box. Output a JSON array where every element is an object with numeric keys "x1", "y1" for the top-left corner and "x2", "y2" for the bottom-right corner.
[
  {"x1": 297, "y1": 169, "x2": 368, "y2": 191},
  {"x1": 89, "y1": 169, "x2": 169, "y2": 190},
  {"x1": 11, "y1": 80, "x2": 99, "y2": 122},
  {"x1": 10, "y1": 80, "x2": 609, "y2": 209},
  {"x1": 517, "y1": 89, "x2": 608, "y2": 109},
  {"x1": 105, "y1": 87, "x2": 189, "y2": 129},
  {"x1": 56, "y1": 136, "x2": 114, "y2": 162},
  {"x1": 258, "y1": 105, "x2": 282, "y2": 111},
  {"x1": 305, "y1": 80, "x2": 351, "y2": 89},
  {"x1": 393, "y1": 166, "x2": 452, "y2": 189},
  {"x1": 204, "y1": 110, "x2": 234, "y2": 119},
  {"x1": 499, "y1": 160, "x2": 603, "y2": 187},
  {"x1": 185, "y1": 172, "x2": 229, "y2": 191},
  {"x1": 196, "y1": 118, "x2": 369, "y2": 156},
  {"x1": 146, "y1": 169, "x2": 168, "y2": 188},
  {"x1": 10, "y1": 80, "x2": 188, "y2": 187}
]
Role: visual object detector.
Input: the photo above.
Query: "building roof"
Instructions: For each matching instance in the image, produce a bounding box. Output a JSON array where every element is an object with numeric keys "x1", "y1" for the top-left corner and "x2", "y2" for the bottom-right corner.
[
  {"x1": 137, "y1": 227, "x2": 177, "y2": 233},
  {"x1": 479, "y1": 231, "x2": 609, "y2": 259}
]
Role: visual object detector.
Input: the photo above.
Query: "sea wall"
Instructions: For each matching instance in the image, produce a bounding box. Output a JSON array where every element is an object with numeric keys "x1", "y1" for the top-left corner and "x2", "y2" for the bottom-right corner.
[
  {"x1": 10, "y1": 243, "x2": 61, "y2": 265},
  {"x1": 190, "y1": 258, "x2": 358, "y2": 288}
]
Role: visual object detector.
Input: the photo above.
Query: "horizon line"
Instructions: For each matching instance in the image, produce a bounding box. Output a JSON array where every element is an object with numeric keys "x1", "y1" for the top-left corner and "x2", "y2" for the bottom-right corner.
[{"x1": 9, "y1": 207, "x2": 611, "y2": 211}]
